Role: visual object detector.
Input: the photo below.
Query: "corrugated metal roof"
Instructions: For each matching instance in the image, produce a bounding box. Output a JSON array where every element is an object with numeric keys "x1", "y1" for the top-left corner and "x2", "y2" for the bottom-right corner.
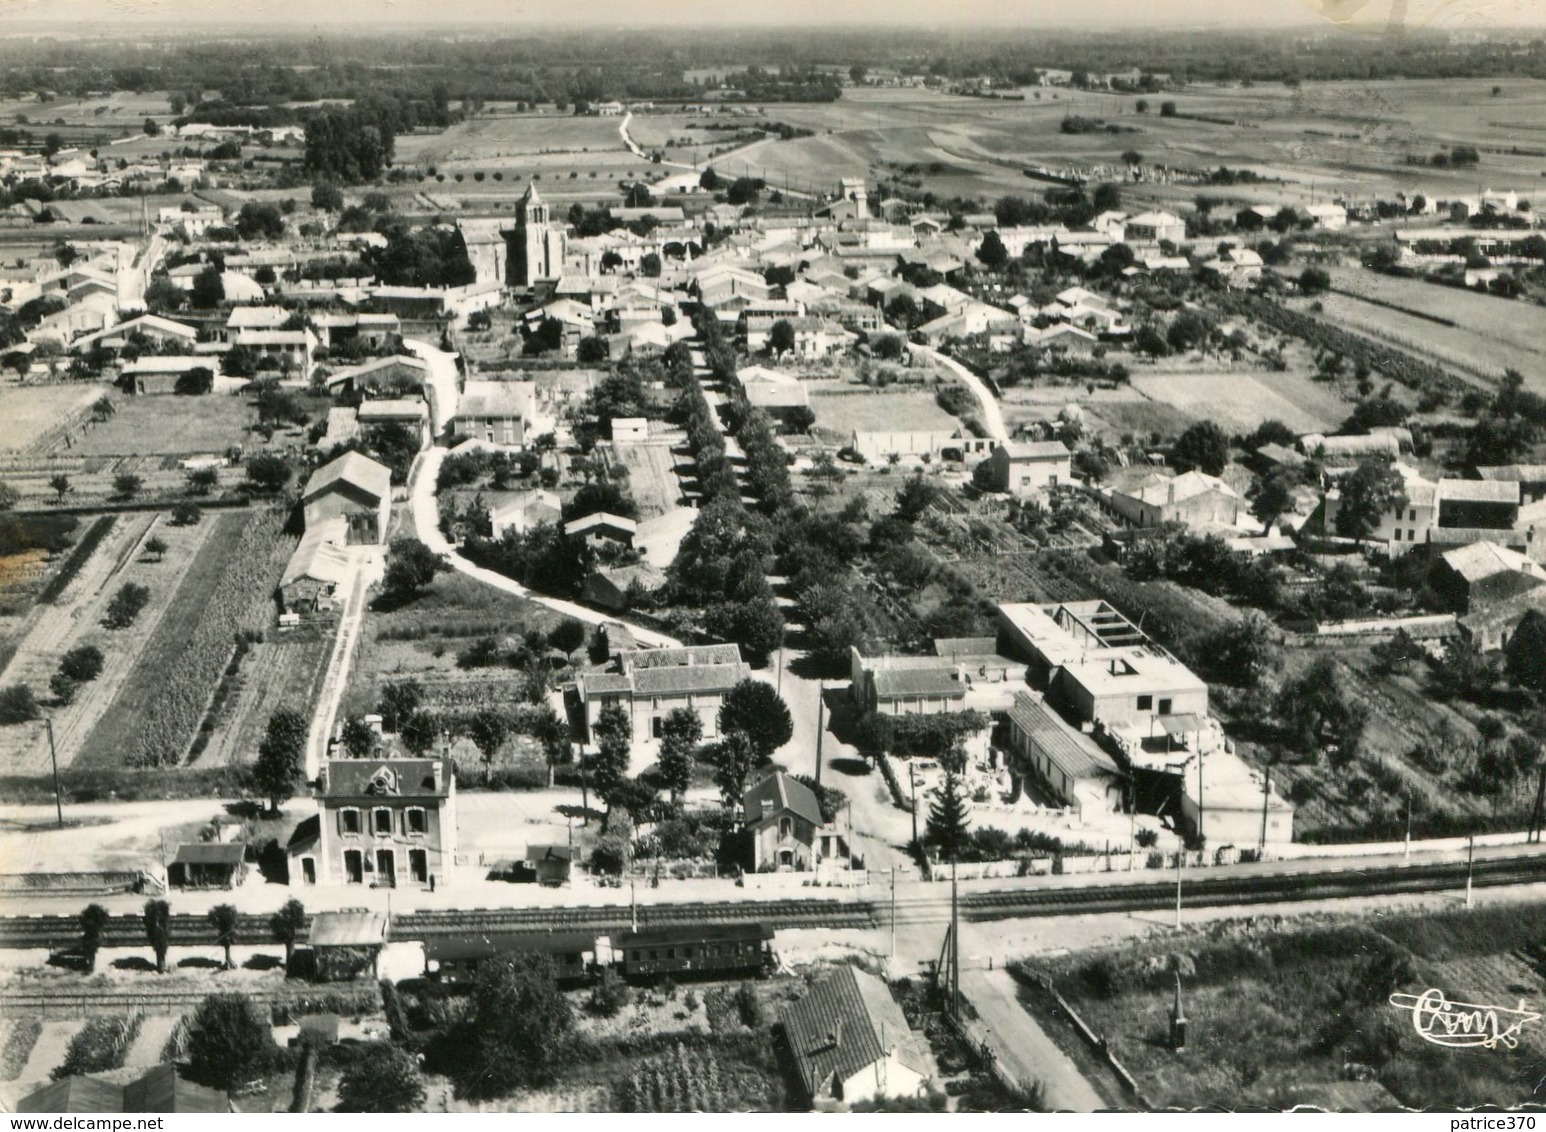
[
  {"x1": 308, "y1": 910, "x2": 388, "y2": 948},
  {"x1": 1007, "y1": 691, "x2": 1117, "y2": 781}
]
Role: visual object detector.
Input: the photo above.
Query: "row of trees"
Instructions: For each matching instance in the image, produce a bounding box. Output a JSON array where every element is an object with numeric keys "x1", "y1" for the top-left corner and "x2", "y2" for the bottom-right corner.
[{"x1": 79, "y1": 897, "x2": 308, "y2": 976}]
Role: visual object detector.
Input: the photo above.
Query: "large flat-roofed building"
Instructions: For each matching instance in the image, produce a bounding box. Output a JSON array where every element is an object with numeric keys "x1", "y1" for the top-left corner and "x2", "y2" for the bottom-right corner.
[{"x1": 1180, "y1": 747, "x2": 1294, "y2": 846}]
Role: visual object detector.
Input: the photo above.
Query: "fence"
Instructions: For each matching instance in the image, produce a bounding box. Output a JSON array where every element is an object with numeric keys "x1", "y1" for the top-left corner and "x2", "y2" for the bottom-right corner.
[{"x1": 1022, "y1": 970, "x2": 1153, "y2": 1108}]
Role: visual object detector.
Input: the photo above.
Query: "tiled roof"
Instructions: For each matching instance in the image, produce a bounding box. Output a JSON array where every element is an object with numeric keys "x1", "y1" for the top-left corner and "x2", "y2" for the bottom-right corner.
[
  {"x1": 1002, "y1": 440, "x2": 1070, "y2": 461},
  {"x1": 322, "y1": 758, "x2": 450, "y2": 798},
  {"x1": 1438, "y1": 478, "x2": 1521, "y2": 505},
  {"x1": 302, "y1": 451, "x2": 391, "y2": 505},
  {"x1": 933, "y1": 637, "x2": 999, "y2": 658},
  {"x1": 308, "y1": 910, "x2": 388, "y2": 948},
  {"x1": 170, "y1": 842, "x2": 245, "y2": 866},
  {"x1": 625, "y1": 643, "x2": 743, "y2": 669},
  {"x1": 870, "y1": 666, "x2": 964, "y2": 699},
  {"x1": 743, "y1": 769, "x2": 824, "y2": 828},
  {"x1": 631, "y1": 662, "x2": 745, "y2": 696},
  {"x1": 1477, "y1": 465, "x2": 1546, "y2": 483},
  {"x1": 779, "y1": 966, "x2": 931, "y2": 1101}
]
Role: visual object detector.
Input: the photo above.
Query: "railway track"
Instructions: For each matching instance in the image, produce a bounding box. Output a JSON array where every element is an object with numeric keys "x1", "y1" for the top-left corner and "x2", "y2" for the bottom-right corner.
[{"x1": 3, "y1": 854, "x2": 1544, "y2": 953}]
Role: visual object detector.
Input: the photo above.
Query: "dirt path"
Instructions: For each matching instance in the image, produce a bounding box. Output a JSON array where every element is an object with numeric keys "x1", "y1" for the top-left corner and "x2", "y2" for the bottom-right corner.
[
  {"x1": 304, "y1": 549, "x2": 380, "y2": 781},
  {"x1": 11, "y1": 1019, "x2": 80, "y2": 1091},
  {"x1": 122, "y1": 1014, "x2": 176, "y2": 1069},
  {"x1": 912, "y1": 344, "x2": 1008, "y2": 443}
]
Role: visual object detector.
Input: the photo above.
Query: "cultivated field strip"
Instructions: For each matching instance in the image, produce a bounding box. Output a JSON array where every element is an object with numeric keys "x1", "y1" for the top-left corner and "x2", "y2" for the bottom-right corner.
[{"x1": 0, "y1": 983, "x2": 380, "y2": 1016}]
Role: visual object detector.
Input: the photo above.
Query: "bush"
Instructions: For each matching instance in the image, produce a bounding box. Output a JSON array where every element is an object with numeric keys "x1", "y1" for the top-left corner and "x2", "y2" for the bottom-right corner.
[
  {"x1": 588, "y1": 967, "x2": 632, "y2": 1017},
  {"x1": 58, "y1": 645, "x2": 104, "y2": 683},
  {"x1": 104, "y1": 583, "x2": 150, "y2": 629},
  {"x1": 0, "y1": 684, "x2": 40, "y2": 724},
  {"x1": 733, "y1": 982, "x2": 764, "y2": 1028},
  {"x1": 184, "y1": 992, "x2": 280, "y2": 1091},
  {"x1": 52, "y1": 1015, "x2": 141, "y2": 1079}
]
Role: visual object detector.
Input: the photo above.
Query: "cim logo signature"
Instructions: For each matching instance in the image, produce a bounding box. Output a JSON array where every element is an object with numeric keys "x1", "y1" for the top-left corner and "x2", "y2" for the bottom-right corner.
[{"x1": 1388, "y1": 989, "x2": 1542, "y2": 1050}]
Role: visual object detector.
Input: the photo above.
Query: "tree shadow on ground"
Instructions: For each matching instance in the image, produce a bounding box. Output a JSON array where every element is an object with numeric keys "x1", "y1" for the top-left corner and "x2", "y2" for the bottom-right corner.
[
  {"x1": 243, "y1": 953, "x2": 284, "y2": 972},
  {"x1": 112, "y1": 956, "x2": 156, "y2": 972}
]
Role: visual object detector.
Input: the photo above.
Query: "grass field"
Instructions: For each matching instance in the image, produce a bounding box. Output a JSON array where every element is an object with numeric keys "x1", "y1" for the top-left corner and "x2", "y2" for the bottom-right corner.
[
  {"x1": 1024, "y1": 902, "x2": 1546, "y2": 1110},
  {"x1": 0, "y1": 384, "x2": 102, "y2": 453},
  {"x1": 810, "y1": 388, "x2": 957, "y2": 438},
  {"x1": 610, "y1": 438, "x2": 685, "y2": 519},
  {"x1": 1127, "y1": 371, "x2": 1341, "y2": 435},
  {"x1": 66, "y1": 394, "x2": 258, "y2": 457}
]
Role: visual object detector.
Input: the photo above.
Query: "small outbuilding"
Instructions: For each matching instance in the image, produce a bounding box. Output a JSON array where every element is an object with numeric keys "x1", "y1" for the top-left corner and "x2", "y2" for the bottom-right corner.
[{"x1": 167, "y1": 842, "x2": 246, "y2": 889}]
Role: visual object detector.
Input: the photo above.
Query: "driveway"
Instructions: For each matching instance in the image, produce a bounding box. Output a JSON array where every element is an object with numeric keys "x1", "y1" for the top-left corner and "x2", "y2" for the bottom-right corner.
[
  {"x1": 406, "y1": 446, "x2": 680, "y2": 648},
  {"x1": 958, "y1": 966, "x2": 1109, "y2": 1111},
  {"x1": 913, "y1": 344, "x2": 1008, "y2": 442}
]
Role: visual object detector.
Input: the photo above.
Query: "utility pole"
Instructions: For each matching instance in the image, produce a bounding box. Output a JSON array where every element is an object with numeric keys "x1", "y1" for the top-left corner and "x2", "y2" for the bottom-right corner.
[
  {"x1": 1259, "y1": 761, "x2": 1270, "y2": 858},
  {"x1": 1465, "y1": 832, "x2": 1475, "y2": 910},
  {"x1": 46, "y1": 717, "x2": 62, "y2": 828},
  {"x1": 889, "y1": 866, "x2": 897, "y2": 961},
  {"x1": 1196, "y1": 752, "x2": 1205, "y2": 852},
  {"x1": 1404, "y1": 794, "x2": 1412, "y2": 861},
  {"x1": 909, "y1": 764, "x2": 919, "y2": 846},
  {"x1": 1175, "y1": 847, "x2": 1183, "y2": 930},
  {"x1": 950, "y1": 857, "x2": 960, "y2": 1018},
  {"x1": 630, "y1": 878, "x2": 638, "y2": 933}
]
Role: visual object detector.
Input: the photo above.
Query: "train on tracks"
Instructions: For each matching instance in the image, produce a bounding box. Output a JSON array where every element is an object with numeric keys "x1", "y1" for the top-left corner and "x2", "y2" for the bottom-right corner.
[{"x1": 421, "y1": 922, "x2": 777, "y2": 986}]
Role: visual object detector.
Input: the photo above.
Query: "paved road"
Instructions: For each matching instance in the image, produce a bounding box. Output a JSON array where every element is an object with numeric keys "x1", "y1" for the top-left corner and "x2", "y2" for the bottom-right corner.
[
  {"x1": 406, "y1": 446, "x2": 681, "y2": 648},
  {"x1": 913, "y1": 343, "x2": 1008, "y2": 443},
  {"x1": 958, "y1": 966, "x2": 1109, "y2": 1111}
]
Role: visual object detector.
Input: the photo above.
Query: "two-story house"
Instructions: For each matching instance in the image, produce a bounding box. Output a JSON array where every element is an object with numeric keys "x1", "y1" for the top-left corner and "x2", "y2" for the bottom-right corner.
[
  {"x1": 294, "y1": 758, "x2": 457, "y2": 888},
  {"x1": 982, "y1": 440, "x2": 1071, "y2": 497},
  {"x1": 742, "y1": 768, "x2": 829, "y2": 871}
]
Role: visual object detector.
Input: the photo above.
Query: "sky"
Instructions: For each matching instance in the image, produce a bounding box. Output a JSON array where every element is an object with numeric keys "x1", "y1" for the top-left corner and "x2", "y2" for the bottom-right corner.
[{"x1": 1, "y1": 0, "x2": 1544, "y2": 31}]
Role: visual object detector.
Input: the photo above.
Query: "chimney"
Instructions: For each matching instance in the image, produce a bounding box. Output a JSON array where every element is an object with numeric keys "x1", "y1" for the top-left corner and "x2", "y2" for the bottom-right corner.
[
  {"x1": 832, "y1": 1021, "x2": 842, "y2": 1049},
  {"x1": 432, "y1": 761, "x2": 443, "y2": 792}
]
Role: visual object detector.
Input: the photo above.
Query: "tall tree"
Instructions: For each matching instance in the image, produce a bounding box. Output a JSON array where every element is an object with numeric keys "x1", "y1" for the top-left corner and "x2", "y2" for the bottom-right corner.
[
  {"x1": 656, "y1": 707, "x2": 702, "y2": 807},
  {"x1": 457, "y1": 953, "x2": 574, "y2": 1099},
  {"x1": 529, "y1": 703, "x2": 570, "y2": 787},
  {"x1": 383, "y1": 537, "x2": 449, "y2": 603},
  {"x1": 378, "y1": 679, "x2": 423, "y2": 732},
  {"x1": 926, "y1": 770, "x2": 971, "y2": 861},
  {"x1": 143, "y1": 898, "x2": 171, "y2": 974},
  {"x1": 208, "y1": 904, "x2": 239, "y2": 970},
  {"x1": 590, "y1": 703, "x2": 633, "y2": 809},
  {"x1": 1171, "y1": 420, "x2": 1230, "y2": 476},
  {"x1": 1334, "y1": 459, "x2": 1407, "y2": 544},
  {"x1": 717, "y1": 679, "x2": 793, "y2": 763},
  {"x1": 468, "y1": 708, "x2": 511, "y2": 785},
  {"x1": 710, "y1": 730, "x2": 760, "y2": 813},
  {"x1": 253, "y1": 707, "x2": 308, "y2": 815},
  {"x1": 80, "y1": 903, "x2": 109, "y2": 974},
  {"x1": 340, "y1": 718, "x2": 377, "y2": 758},
  {"x1": 269, "y1": 898, "x2": 306, "y2": 969}
]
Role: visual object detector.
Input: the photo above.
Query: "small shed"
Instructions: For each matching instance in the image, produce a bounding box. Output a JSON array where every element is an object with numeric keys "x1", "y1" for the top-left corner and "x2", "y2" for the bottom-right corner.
[
  {"x1": 520, "y1": 844, "x2": 573, "y2": 887},
  {"x1": 611, "y1": 416, "x2": 649, "y2": 443},
  {"x1": 307, "y1": 909, "x2": 388, "y2": 983},
  {"x1": 167, "y1": 842, "x2": 246, "y2": 889}
]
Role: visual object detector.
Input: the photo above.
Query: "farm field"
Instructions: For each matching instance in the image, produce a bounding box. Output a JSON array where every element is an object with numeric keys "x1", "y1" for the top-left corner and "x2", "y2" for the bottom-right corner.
[
  {"x1": 1292, "y1": 291, "x2": 1540, "y2": 389},
  {"x1": 0, "y1": 384, "x2": 102, "y2": 453},
  {"x1": 1023, "y1": 903, "x2": 1546, "y2": 1110},
  {"x1": 194, "y1": 631, "x2": 333, "y2": 768},
  {"x1": 610, "y1": 437, "x2": 685, "y2": 519},
  {"x1": 743, "y1": 78, "x2": 1546, "y2": 214},
  {"x1": 65, "y1": 393, "x2": 260, "y2": 457},
  {"x1": 338, "y1": 570, "x2": 563, "y2": 725},
  {"x1": 1126, "y1": 371, "x2": 1341, "y2": 435},
  {"x1": 0, "y1": 511, "x2": 192, "y2": 776},
  {"x1": 72, "y1": 509, "x2": 291, "y2": 772},
  {"x1": 809, "y1": 387, "x2": 957, "y2": 439}
]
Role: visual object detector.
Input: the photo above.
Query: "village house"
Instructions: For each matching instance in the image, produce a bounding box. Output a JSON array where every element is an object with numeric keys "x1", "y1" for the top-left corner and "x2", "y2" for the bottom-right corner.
[
  {"x1": 455, "y1": 380, "x2": 534, "y2": 448},
  {"x1": 295, "y1": 758, "x2": 457, "y2": 888},
  {"x1": 120, "y1": 355, "x2": 213, "y2": 395},
  {"x1": 1433, "y1": 540, "x2": 1545, "y2": 614},
  {"x1": 1122, "y1": 210, "x2": 1185, "y2": 246},
  {"x1": 580, "y1": 563, "x2": 670, "y2": 612},
  {"x1": 357, "y1": 399, "x2": 432, "y2": 451},
  {"x1": 742, "y1": 768, "x2": 833, "y2": 872},
  {"x1": 301, "y1": 451, "x2": 392, "y2": 544},
  {"x1": 849, "y1": 637, "x2": 1027, "y2": 716},
  {"x1": 488, "y1": 489, "x2": 562, "y2": 538},
  {"x1": 1323, "y1": 465, "x2": 1437, "y2": 551},
  {"x1": 1106, "y1": 470, "x2": 1244, "y2": 530},
  {"x1": 564, "y1": 511, "x2": 638, "y2": 551},
  {"x1": 573, "y1": 642, "x2": 749, "y2": 742},
  {"x1": 779, "y1": 966, "x2": 933, "y2": 1107},
  {"x1": 981, "y1": 440, "x2": 1071, "y2": 496}
]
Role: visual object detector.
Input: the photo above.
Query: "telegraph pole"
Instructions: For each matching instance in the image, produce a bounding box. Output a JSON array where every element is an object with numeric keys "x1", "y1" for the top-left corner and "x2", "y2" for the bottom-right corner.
[
  {"x1": 1259, "y1": 761, "x2": 1270, "y2": 858},
  {"x1": 46, "y1": 717, "x2": 62, "y2": 828},
  {"x1": 889, "y1": 866, "x2": 897, "y2": 961},
  {"x1": 909, "y1": 765, "x2": 919, "y2": 846},
  {"x1": 1465, "y1": 833, "x2": 1475, "y2": 910},
  {"x1": 1404, "y1": 794, "x2": 1412, "y2": 861},
  {"x1": 950, "y1": 857, "x2": 960, "y2": 1017},
  {"x1": 1175, "y1": 847, "x2": 1183, "y2": 930}
]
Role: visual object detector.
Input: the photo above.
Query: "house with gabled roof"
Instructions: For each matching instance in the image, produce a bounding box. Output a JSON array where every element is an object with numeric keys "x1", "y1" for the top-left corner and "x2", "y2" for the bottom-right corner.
[
  {"x1": 982, "y1": 439, "x2": 1071, "y2": 496},
  {"x1": 742, "y1": 767, "x2": 831, "y2": 872},
  {"x1": 19, "y1": 1065, "x2": 232, "y2": 1114},
  {"x1": 573, "y1": 642, "x2": 749, "y2": 742},
  {"x1": 301, "y1": 451, "x2": 392, "y2": 544},
  {"x1": 779, "y1": 965, "x2": 933, "y2": 1106}
]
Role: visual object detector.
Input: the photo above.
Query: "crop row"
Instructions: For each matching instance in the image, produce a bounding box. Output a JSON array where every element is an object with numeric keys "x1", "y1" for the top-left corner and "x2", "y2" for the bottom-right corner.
[{"x1": 128, "y1": 511, "x2": 291, "y2": 767}]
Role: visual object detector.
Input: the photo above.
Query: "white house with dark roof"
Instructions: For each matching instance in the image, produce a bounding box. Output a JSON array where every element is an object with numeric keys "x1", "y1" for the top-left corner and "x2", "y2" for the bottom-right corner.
[
  {"x1": 300, "y1": 757, "x2": 456, "y2": 888},
  {"x1": 573, "y1": 642, "x2": 749, "y2": 742},
  {"x1": 779, "y1": 966, "x2": 933, "y2": 1106},
  {"x1": 742, "y1": 768, "x2": 832, "y2": 871}
]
